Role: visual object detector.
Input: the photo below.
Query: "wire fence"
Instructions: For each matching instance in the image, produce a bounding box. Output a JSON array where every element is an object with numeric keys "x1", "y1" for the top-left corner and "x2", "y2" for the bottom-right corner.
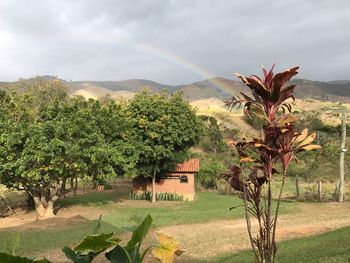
[{"x1": 217, "y1": 177, "x2": 350, "y2": 202}]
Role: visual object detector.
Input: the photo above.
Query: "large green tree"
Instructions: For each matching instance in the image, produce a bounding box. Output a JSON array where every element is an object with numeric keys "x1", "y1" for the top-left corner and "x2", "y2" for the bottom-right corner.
[
  {"x1": 127, "y1": 90, "x2": 203, "y2": 202},
  {"x1": 0, "y1": 79, "x2": 136, "y2": 217}
]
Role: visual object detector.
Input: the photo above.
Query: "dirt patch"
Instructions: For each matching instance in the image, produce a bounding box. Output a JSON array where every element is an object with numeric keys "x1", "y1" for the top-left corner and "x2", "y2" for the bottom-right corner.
[
  {"x1": 0, "y1": 213, "x2": 90, "y2": 231},
  {"x1": 0, "y1": 205, "x2": 106, "y2": 230}
]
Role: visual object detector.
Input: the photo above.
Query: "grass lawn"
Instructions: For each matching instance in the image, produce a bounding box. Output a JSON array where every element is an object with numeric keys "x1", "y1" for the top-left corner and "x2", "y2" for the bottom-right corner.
[
  {"x1": 197, "y1": 226, "x2": 350, "y2": 263},
  {"x1": 102, "y1": 192, "x2": 295, "y2": 229},
  {"x1": 0, "y1": 189, "x2": 297, "y2": 256}
]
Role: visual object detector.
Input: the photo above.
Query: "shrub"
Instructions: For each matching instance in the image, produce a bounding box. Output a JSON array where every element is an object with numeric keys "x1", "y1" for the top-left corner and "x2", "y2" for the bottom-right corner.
[{"x1": 129, "y1": 192, "x2": 183, "y2": 201}]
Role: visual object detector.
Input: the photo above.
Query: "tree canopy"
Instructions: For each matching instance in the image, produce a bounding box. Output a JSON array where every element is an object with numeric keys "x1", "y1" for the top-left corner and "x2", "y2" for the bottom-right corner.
[
  {"x1": 127, "y1": 90, "x2": 203, "y2": 202},
  {"x1": 0, "y1": 81, "x2": 203, "y2": 214},
  {"x1": 0, "y1": 80, "x2": 137, "y2": 217},
  {"x1": 198, "y1": 115, "x2": 227, "y2": 153}
]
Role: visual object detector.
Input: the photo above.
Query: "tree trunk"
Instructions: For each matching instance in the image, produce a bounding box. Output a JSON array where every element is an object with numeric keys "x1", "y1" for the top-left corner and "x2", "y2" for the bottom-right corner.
[
  {"x1": 61, "y1": 178, "x2": 67, "y2": 198},
  {"x1": 74, "y1": 176, "x2": 78, "y2": 196},
  {"x1": 151, "y1": 171, "x2": 156, "y2": 203},
  {"x1": 40, "y1": 195, "x2": 48, "y2": 207},
  {"x1": 92, "y1": 176, "x2": 97, "y2": 189},
  {"x1": 42, "y1": 200, "x2": 55, "y2": 218},
  {"x1": 339, "y1": 113, "x2": 346, "y2": 202},
  {"x1": 70, "y1": 177, "x2": 74, "y2": 191},
  {"x1": 32, "y1": 193, "x2": 58, "y2": 218},
  {"x1": 33, "y1": 195, "x2": 47, "y2": 217},
  {"x1": 26, "y1": 195, "x2": 35, "y2": 210}
]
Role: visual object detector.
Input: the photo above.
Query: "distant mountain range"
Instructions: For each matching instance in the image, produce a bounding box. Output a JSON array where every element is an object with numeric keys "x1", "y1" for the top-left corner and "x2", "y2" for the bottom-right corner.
[
  {"x1": 68, "y1": 77, "x2": 350, "y2": 102},
  {"x1": 2, "y1": 76, "x2": 350, "y2": 102}
]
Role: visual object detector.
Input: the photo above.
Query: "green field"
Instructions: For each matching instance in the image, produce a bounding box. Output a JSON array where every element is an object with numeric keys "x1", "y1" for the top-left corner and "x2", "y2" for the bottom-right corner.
[{"x1": 0, "y1": 189, "x2": 296, "y2": 256}]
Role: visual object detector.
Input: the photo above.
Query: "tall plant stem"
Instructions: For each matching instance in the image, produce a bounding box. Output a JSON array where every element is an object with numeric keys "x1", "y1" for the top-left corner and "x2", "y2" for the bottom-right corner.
[
  {"x1": 266, "y1": 180, "x2": 272, "y2": 263},
  {"x1": 271, "y1": 170, "x2": 287, "y2": 262},
  {"x1": 255, "y1": 196, "x2": 264, "y2": 262},
  {"x1": 242, "y1": 181, "x2": 260, "y2": 262}
]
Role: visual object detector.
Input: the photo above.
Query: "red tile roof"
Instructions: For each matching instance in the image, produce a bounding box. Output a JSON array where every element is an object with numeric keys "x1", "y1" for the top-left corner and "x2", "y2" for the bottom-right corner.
[{"x1": 173, "y1": 158, "x2": 200, "y2": 173}]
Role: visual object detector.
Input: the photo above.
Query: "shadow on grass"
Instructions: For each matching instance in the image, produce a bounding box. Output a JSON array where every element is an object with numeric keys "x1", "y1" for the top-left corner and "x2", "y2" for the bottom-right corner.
[
  {"x1": 55, "y1": 187, "x2": 131, "y2": 210},
  {"x1": 4, "y1": 187, "x2": 132, "y2": 216}
]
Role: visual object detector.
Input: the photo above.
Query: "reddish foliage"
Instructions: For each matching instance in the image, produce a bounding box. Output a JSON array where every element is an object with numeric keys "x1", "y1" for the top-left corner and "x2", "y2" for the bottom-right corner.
[{"x1": 223, "y1": 65, "x2": 320, "y2": 263}]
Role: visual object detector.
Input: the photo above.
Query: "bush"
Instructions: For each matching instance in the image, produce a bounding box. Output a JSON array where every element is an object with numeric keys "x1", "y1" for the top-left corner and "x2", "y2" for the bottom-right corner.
[{"x1": 129, "y1": 192, "x2": 183, "y2": 201}]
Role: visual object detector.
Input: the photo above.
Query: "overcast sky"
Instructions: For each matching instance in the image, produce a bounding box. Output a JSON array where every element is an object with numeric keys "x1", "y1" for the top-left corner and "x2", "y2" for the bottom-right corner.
[{"x1": 0, "y1": 0, "x2": 349, "y2": 84}]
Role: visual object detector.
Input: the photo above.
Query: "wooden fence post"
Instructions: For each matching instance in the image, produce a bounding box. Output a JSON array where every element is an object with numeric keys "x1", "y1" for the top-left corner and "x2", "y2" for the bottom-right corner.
[
  {"x1": 317, "y1": 180, "x2": 322, "y2": 201},
  {"x1": 339, "y1": 113, "x2": 346, "y2": 202},
  {"x1": 295, "y1": 175, "x2": 300, "y2": 199}
]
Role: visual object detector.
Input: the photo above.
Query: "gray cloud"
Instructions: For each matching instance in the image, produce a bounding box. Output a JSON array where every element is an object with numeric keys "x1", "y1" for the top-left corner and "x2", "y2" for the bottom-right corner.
[{"x1": 0, "y1": 0, "x2": 349, "y2": 84}]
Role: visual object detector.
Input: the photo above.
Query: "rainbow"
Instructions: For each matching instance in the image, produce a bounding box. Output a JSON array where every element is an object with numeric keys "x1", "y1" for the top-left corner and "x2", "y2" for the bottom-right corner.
[
  {"x1": 86, "y1": 33, "x2": 234, "y2": 92},
  {"x1": 121, "y1": 41, "x2": 234, "y2": 93},
  {"x1": 125, "y1": 41, "x2": 216, "y2": 81}
]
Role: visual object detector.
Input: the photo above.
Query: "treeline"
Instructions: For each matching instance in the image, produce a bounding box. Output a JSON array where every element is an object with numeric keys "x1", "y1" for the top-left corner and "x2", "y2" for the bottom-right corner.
[
  {"x1": 195, "y1": 115, "x2": 238, "y2": 190},
  {"x1": 0, "y1": 78, "x2": 203, "y2": 217}
]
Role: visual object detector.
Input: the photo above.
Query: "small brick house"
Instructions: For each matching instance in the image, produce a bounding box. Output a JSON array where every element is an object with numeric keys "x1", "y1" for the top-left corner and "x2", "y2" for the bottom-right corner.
[{"x1": 132, "y1": 159, "x2": 200, "y2": 201}]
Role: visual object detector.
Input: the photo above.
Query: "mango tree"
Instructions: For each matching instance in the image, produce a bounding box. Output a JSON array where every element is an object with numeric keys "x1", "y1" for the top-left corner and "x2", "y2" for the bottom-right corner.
[{"x1": 0, "y1": 80, "x2": 135, "y2": 218}]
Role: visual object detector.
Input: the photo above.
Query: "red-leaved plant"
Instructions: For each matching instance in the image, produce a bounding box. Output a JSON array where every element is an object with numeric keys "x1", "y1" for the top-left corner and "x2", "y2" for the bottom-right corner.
[{"x1": 224, "y1": 65, "x2": 320, "y2": 263}]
